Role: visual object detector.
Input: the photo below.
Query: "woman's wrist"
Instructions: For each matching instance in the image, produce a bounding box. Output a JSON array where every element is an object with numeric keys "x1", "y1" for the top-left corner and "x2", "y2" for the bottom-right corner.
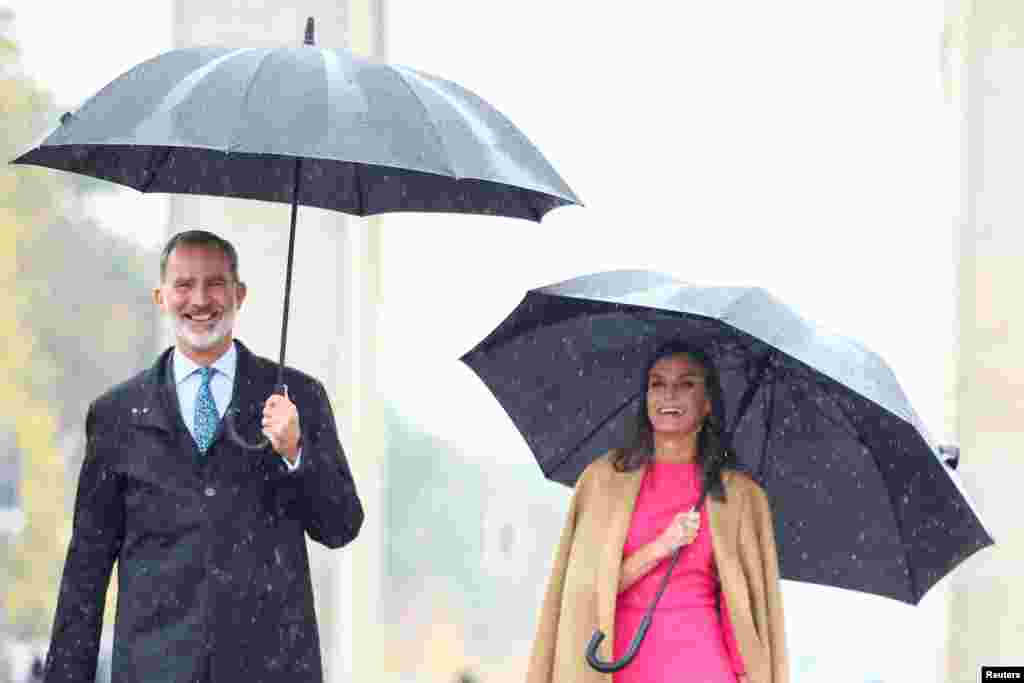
[{"x1": 648, "y1": 538, "x2": 671, "y2": 562}]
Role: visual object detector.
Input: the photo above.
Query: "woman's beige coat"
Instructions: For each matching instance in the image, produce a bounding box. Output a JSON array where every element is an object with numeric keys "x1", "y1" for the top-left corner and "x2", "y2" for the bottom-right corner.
[{"x1": 526, "y1": 453, "x2": 788, "y2": 683}]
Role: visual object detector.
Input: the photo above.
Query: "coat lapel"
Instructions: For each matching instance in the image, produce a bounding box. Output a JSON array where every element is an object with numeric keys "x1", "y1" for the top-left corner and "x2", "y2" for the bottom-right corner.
[
  {"x1": 128, "y1": 347, "x2": 180, "y2": 437},
  {"x1": 218, "y1": 340, "x2": 278, "y2": 449},
  {"x1": 595, "y1": 463, "x2": 646, "y2": 650},
  {"x1": 119, "y1": 347, "x2": 204, "y2": 478},
  {"x1": 707, "y1": 470, "x2": 741, "y2": 564}
]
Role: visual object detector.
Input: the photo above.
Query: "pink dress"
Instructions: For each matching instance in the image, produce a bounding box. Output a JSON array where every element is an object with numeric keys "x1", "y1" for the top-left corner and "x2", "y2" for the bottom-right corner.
[{"x1": 614, "y1": 461, "x2": 745, "y2": 683}]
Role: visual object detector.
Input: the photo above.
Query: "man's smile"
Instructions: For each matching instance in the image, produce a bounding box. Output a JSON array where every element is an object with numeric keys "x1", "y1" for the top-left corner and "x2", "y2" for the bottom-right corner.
[{"x1": 184, "y1": 311, "x2": 220, "y2": 323}]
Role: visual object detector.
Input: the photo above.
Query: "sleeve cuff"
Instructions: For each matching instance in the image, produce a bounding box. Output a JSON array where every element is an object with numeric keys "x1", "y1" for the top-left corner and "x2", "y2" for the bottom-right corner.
[{"x1": 281, "y1": 447, "x2": 302, "y2": 472}]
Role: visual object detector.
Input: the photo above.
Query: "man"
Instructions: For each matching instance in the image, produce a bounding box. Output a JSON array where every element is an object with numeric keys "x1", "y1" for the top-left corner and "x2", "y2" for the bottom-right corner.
[{"x1": 43, "y1": 230, "x2": 364, "y2": 683}]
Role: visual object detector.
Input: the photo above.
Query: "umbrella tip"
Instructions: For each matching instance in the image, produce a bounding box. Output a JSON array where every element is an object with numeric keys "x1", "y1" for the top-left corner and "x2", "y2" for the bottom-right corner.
[
  {"x1": 938, "y1": 444, "x2": 960, "y2": 470},
  {"x1": 304, "y1": 17, "x2": 315, "y2": 45}
]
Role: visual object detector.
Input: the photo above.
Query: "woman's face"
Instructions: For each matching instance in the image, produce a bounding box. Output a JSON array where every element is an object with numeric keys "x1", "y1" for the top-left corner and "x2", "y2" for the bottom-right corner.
[{"x1": 646, "y1": 353, "x2": 712, "y2": 435}]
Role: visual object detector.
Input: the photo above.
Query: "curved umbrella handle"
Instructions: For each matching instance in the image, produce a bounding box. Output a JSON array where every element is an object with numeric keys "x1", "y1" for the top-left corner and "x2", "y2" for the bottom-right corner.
[
  {"x1": 224, "y1": 384, "x2": 287, "y2": 451},
  {"x1": 585, "y1": 614, "x2": 652, "y2": 673}
]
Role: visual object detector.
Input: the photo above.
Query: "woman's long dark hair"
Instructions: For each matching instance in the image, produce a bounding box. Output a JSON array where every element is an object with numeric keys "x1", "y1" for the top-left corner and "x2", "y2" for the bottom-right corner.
[{"x1": 613, "y1": 340, "x2": 739, "y2": 502}]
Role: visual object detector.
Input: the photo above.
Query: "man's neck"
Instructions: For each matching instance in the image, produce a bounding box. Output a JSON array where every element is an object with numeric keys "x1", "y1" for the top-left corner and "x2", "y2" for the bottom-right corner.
[{"x1": 176, "y1": 338, "x2": 234, "y2": 367}]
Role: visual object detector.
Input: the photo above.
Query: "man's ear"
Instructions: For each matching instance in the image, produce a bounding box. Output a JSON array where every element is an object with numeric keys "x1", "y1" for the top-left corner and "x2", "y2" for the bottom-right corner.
[
  {"x1": 235, "y1": 281, "x2": 248, "y2": 309},
  {"x1": 153, "y1": 286, "x2": 164, "y2": 307}
]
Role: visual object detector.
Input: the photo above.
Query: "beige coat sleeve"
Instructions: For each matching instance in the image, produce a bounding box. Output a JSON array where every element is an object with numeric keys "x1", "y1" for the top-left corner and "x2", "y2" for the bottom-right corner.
[
  {"x1": 526, "y1": 475, "x2": 583, "y2": 683},
  {"x1": 739, "y1": 483, "x2": 789, "y2": 683}
]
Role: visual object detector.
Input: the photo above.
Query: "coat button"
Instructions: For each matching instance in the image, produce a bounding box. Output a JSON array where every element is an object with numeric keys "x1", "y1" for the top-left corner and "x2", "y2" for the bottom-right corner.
[{"x1": 204, "y1": 487, "x2": 217, "y2": 497}]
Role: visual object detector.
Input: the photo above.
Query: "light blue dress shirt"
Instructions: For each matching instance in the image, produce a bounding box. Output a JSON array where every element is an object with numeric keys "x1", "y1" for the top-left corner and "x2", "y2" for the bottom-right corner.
[{"x1": 173, "y1": 341, "x2": 301, "y2": 470}]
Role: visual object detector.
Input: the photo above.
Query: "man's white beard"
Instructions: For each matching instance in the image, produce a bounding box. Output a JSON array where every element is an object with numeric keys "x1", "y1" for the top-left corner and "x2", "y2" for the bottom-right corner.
[{"x1": 168, "y1": 307, "x2": 237, "y2": 351}]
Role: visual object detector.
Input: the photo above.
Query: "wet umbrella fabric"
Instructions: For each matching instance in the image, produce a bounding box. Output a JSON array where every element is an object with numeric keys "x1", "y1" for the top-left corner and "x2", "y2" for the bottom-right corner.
[
  {"x1": 12, "y1": 18, "x2": 580, "y2": 447},
  {"x1": 460, "y1": 269, "x2": 993, "y2": 606},
  {"x1": 12, "y1": 29, "x2": 579, "y2": 220}
]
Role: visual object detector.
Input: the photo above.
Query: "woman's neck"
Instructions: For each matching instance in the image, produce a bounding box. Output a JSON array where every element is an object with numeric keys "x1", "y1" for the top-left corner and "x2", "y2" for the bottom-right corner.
[{"x1": 652, "y1": 431, "x2": 699, "y2": 463}]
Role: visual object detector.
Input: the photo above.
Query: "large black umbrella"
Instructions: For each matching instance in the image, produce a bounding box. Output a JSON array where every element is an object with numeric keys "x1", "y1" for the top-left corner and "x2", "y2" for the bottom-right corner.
[
  {"x1": 460, "y1": 269, "x2": 993, "y2": 669},
  {"x1": 12, "y1": 17, "x2": 580, "y2": 448}
]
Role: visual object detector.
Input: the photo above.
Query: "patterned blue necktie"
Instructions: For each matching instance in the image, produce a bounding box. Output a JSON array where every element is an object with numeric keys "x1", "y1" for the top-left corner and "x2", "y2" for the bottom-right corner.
[{"x1": 194, "y1": 367, "x2": 219, "y2": 454}]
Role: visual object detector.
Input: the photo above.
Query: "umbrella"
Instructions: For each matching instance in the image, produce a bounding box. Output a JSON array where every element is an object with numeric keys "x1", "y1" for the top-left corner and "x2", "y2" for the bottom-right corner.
[
  {"x1": 12, "y1": 17, "x2": 580, "y2": 448},
  {"x1": 460, "y1": 269, "x2": 993, "y2": 669}
]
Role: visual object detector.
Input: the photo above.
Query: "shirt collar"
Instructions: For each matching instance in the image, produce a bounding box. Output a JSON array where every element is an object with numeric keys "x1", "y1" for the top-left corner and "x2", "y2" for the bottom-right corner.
[{"x1": 173, "y1": 341, "x2": 238, "y2": 386}]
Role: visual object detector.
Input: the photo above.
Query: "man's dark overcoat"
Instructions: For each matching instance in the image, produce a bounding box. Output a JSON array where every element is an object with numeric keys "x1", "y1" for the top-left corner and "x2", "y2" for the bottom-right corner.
[{"x1": 44, "y1": 341, "x2": 364, "y2": 683}]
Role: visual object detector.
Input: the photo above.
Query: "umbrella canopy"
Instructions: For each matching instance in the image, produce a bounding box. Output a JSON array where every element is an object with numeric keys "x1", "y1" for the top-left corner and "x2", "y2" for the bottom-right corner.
[
  {"x1": 13, "y1": 19, "x2": 578, "y2": 221},
  {"x1": 12, "y1": 24, "x2": 578, "y2": 221},
  {"x1": 11, "y1": 18, "x2": 580, "y2": 449},
  {"x1": 460, "y1": 269, "x2": 993, "y2": 605}
]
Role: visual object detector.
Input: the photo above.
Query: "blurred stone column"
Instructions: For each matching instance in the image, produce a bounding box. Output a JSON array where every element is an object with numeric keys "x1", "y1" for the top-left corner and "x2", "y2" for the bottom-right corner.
[
  {"x1": 170, "y1": 2, "x2": 387, "y2": 681},
  {"x1": 948, "y1": 0, "x2": 1024, "y2": 679},
  {"x1": 333, "y1": 11, "x2": 387, "y2": 683}
]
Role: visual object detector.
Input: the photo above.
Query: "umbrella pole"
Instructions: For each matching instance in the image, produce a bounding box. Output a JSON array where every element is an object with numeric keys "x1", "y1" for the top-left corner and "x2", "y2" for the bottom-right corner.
[
  {"x1": 225, "y1": 157, "x2": 303, "y2": 451},
  {"x1": 276, "y1": 156, "x2": 302, "y2": 389}
]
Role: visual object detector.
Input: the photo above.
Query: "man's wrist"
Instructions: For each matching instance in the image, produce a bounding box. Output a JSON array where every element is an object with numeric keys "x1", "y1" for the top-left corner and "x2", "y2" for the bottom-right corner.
[{"x1": 282, "y1": 435, "x2": 302, "y2": 462}]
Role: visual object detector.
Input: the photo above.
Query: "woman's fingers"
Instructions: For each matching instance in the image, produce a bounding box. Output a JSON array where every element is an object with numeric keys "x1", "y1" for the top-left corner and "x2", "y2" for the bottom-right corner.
[
  {"x1": 679, "y1": 509, "x2": 700, "y2": 544},
  {"x1": 662, "y1": 508, "x2": 702, "y2": 552}
]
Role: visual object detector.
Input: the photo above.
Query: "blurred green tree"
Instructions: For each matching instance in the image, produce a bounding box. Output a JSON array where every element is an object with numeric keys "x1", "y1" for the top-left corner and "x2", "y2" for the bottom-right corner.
[{"x1": 0, "y1": 13, "x2": 158, "y2": 638}]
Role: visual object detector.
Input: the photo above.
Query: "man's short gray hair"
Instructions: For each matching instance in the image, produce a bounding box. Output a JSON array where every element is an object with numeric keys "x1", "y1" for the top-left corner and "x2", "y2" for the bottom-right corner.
[{"x1": 160, "y1": 230, "x2": 242, "y2": 283}]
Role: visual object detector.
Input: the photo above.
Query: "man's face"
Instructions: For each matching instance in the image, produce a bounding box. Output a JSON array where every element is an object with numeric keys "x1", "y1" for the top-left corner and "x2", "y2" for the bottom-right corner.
[{"x1": 154, "y1": 243, "x2": 246, "y2": 361}]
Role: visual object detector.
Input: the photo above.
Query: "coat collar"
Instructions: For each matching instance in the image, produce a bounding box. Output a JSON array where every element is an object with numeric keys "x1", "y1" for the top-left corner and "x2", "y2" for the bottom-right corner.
[
  {"x1": 595, "y1": 462, "x2": 646, "y2": 644},
  {"x1": 128, "y1": 340, "x2": 273, "y2": 440}
]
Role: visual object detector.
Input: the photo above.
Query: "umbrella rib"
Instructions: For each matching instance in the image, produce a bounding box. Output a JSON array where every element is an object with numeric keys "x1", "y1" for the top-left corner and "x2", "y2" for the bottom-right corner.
[
  {"x1": 69, "y1": 144, "x2": 103, "y2": 180},
  {"x1": 389, "y1": 67, "x2": 456, "y2": 177},
  {"x1": 780, "y1": 365, "x2": 863, "y2": 442},
  {"x1": 727, "y1": 353, "x2": 773, "y2": 435},
  {"x1": 805, "y1": 372, "x2": 921, "y2": 602},
  {"x1": 228, "y1": 49, "x2": 277, "y2": 152},
  {"x1": 546, "y1": 388, "x2": 644, "y2": 481},
  {"x1": 755, "y1": 377, "x2": 777, "y2": 483},
  {"x1": 353, "y1": 161, "x2": 366, "y2": 216},
  {"x1": 138, "y1": 147, "x2": 174, "y2": 193}
]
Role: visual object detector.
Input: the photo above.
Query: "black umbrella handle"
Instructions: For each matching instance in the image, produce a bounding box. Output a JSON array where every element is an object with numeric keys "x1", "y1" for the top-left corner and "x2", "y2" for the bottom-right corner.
[
  {"x1": 585, "y1": 613, "x2": 652, "y2": 673},
  {"x1": 225, "y1": 383, "x2": 288, "y2": 451},
  {"x1": 585, "y1": 490, "x2": 706, "y2": 672}
]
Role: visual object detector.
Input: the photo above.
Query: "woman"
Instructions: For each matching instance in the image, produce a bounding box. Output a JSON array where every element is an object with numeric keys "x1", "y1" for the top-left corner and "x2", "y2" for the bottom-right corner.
[{"x1": 526, "y1": 342, "x2": 788, "y2": 683}]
